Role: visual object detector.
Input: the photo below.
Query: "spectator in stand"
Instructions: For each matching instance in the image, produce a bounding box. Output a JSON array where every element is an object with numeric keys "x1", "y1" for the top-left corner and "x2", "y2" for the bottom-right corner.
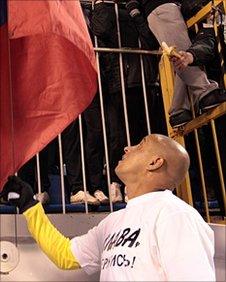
[
  {"x1": 62, "y1": 96, "x2": 109, "y2": 206},
  {"x1": 130, "y1": 0, "x2": 226, "y2": 128},
  {"x1": 171, "y1": 16, "x2": 225, "y2": 86},
  {"x1": 91, "y1": 0, "x2": 165, "y2": 201},
  {"x1": 171, "y1": 25, "x2": 217, "y2": 71},
  {"x1": 172, "y1": 20, "x2": 226, "y2": 216},
  {"x1": 18, "y1": 146, "x2": 51, "y2": 204},
  {"x1": 62, "y1": 5, "x2": 111, "y2": 206}
]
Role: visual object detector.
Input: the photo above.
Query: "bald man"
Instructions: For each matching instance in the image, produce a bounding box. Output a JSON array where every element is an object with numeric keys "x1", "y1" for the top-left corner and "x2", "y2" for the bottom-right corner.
[{"x1": 1, "y1": 134, "x2": 215, "y2": 281}]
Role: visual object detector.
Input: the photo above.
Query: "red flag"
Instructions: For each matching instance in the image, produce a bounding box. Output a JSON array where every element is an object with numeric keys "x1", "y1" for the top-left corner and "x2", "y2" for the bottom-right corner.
[
  {"x1": 0, "y1": 0, "x2": 15, "y2": 191},
  {"x1": 0, "y1": 0, "x2": 97, "y2": 190}
]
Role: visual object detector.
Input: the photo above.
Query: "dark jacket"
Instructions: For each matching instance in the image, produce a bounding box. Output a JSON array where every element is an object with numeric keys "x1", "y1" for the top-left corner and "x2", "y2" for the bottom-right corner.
[
  {"x1": 138, "y1": 0, "x2": 179, "y2": 17},
  {"x1": 187, "y1": 27, "x2": 216, "y2": 66},
  {"x1": 188, "y1": 26, "x2": 224, "y2": 85},
  {"x1": 91, "y1": 3, "x2": 159, "y2": 94}
]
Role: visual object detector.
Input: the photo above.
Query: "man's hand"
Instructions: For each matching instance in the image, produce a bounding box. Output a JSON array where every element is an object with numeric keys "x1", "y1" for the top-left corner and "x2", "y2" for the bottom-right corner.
[
  {"x1": 171, "y1": 51, "x2": 194, "y2": 71},
  {"x1": 0, "y1": 176, "x2": 38, "y2": 213},
  {"x1": 125, "y1": 0, "x2": 141, "y2": 17}
]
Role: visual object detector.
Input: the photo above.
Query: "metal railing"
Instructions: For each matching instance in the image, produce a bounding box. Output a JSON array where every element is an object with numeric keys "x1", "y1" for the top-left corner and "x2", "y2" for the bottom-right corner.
[
  {"x1": 159, "y1": 0, "x2": 226, "y2": 223},
  {"x1": 6, "y1": 0, "x2": 225, "y2": 224}
]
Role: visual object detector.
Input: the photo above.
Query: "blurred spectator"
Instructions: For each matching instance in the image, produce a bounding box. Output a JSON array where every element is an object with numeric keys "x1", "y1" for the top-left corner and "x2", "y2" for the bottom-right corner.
[
  {"x1": 135, "y1": 0, "x2": 226, "y2": 128},
  {"x1": 18, "y1": 146, "x2": 50, "y2": 204},
  {"x1": 173, "y1": 20, "x2": 226, "y2": 216},
  {"x1": 91, "y1": 1, "x2": 165, "y2": 199},
  {"x1": 171, "y1": 27, "x2": 216, "y2": 71},
  {"x1": 63, "y1": 5, "x2": 121, "y2": 205},
  {"x1": 62, "y1": 96, "x2": 109, "y2": 206}
]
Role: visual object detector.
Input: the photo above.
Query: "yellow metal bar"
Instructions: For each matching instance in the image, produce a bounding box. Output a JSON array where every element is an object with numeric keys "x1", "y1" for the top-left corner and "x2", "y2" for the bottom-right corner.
[
  {"x1": 186, "y1": 0, "x2": 224, "y2": 28},
  {"x1": 212, "y1": 7, "x2": 226, "y2": 88},
  {"x1": 194, "y1": 129, "x2": 210, "y2": 223},
  {"x1": 174, "y1": 135, "x2": 193, "y2": 205},
  {"x1": 178, "y1": 102, "x2": 226, "y2": 135},
  {"x1": 159, "y1": 54, "x2": 193, "y2": 205},
  {"x1": 159, "y1": 54, "x2": 174, "y2": 137},
  {"x1": 210, "y1": 120, "x2": 226, "y2": 214}
]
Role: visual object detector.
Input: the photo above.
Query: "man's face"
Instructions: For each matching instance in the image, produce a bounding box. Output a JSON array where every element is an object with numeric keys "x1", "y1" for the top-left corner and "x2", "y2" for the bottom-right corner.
[{"x1": 115, "y1": 136, "x2": 154, "y2": 181}]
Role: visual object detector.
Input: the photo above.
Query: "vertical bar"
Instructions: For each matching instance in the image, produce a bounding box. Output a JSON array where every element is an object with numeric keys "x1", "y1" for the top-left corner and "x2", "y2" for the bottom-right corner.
[
  {"x1": 94, "y1": 49, "x2": 114, "y2": 212},
  {"x1": 159, "y1": 54, "x2": 193, "y2": 205},
  {"x1": 194, "y1": 129, "x2": 210, "y2": 222},
  {"x1": 212, "y1": 3, "x2": 226, "y2": 87},
  {"x1": 158, "y1": 54, "x2": 175, "y2": 135},
  {"x1": 58, "y1": 134, "x2": 66, "y2": 214},
  {"x1": 78, "y1": 115, "x2": 89, "y2": 214},
  {"x1": 2, "y1": 0, "x2": 19, "y2": 246},
  {"x1": 14, "y1": 213, "x2": 18, "y2": 247},
  {"x1": 210, "y1": 119, "x2": 226, "y2": 214},
  {"x1": 114, "y1": 3, "x2": 131, "y2": 146},
  {"x1": 138, "y1": 40, "x2": 151, "y2": 134},
  {"x1": 36, "y1": 153, "x2": 41, "y2": 194},
  {"x1": 92, "y1": 2, "x2": 113, "y2": 212}
]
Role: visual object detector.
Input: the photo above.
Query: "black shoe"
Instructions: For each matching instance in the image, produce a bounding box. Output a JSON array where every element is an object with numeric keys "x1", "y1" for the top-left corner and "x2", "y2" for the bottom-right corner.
[
  {"x1": 169, "y1": 110, "x2": 192, "y2": 128},
  {"x1": 199, "y1": 89, "x2": 226, "y2": 113}
]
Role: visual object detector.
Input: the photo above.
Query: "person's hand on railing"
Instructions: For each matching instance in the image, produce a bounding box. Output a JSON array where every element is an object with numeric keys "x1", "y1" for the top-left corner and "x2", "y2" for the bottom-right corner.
[
  {"x1": 171, "y1": 51, "x2": 194, "y2": 71},
  {"x1": 125, "y1": 0, "x2": 141, "y2": 18},
  {"x1": 0, "y1": 176, "x2": 38, "y2": 213}
]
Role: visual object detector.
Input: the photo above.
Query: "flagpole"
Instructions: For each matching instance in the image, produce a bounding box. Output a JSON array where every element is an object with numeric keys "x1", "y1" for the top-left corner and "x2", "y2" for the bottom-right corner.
[{"x1": 5, "y1": 0, "x2": 18, "y2": 246}]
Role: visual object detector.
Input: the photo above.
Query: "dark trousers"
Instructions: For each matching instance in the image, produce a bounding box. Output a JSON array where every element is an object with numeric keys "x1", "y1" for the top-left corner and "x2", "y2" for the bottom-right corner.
[
  {"x1": 18, "y1": 145, "x2": 51, "y2": 193},
  {"x1": 105, "y1": 85, "x2": 166, "y2": 184},
  {"x1": 62, "y1": 95, "x2": 104, "y2": 195}
]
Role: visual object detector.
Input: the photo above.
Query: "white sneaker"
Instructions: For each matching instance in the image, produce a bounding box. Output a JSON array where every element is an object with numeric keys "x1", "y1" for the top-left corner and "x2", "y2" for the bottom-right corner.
[
  {"x1": 111, "y1": 182, "x2": 123, "y2": 203},
  {"x1": 34, "y1": 192, "x2": 50, "y2": 204},
  {"x1": 94, "y1": 190, "x2": 109, "y2": 204},
  {"x1": 70, "y1": 190, "x2": 100, "y2": 205}
]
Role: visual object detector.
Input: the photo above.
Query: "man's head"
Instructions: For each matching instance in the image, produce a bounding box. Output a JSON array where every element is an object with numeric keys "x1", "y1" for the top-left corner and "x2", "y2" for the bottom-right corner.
[{"x1": 115, "y1": 134, "x2": 190, "y2": 196}]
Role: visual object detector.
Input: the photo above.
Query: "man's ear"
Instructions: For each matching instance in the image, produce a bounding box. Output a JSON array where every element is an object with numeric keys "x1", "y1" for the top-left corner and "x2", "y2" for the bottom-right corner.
[{"x1": 146, "y1": 156, "x2": 164, "y2": 171}]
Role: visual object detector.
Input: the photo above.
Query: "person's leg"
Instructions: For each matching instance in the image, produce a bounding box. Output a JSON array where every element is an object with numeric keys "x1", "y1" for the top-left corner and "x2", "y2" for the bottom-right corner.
[
  {"x1": 39, "y1": 145, "x2": 51, "y2": 193},
  {"x1": 126, "y1": 87, "x2": 147, "y2": 145},
  {"x1": 18, "y1": 157, "x2": 36, "y2": 192},
  {"x1": 146, "y1": 84, "x2": 167, "y2": 134},
  {"x1": 61, "y1": 121, "x2": 83, "y2": 195},
  {"x1": 147, "y1": 3, "x2": 218, "y2": 115},
  {"x1": 105, "y1": 92, "x2": 126, "y2": 185},
  {"x1": 83, "y1": 95, "x2": 104, "y2": 194}
]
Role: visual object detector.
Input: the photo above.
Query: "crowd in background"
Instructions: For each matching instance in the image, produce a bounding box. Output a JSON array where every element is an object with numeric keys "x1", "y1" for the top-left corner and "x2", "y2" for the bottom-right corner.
[{"x1": 4, "y1": 0, "x2": 225, "y2": 216}]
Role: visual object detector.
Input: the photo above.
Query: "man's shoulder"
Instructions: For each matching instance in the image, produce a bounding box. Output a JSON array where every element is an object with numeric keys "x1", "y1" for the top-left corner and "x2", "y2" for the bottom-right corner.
[
  {"x1": 157, "y1": 192, "x2": 205, "y2": 224},
  {"x1": 99, "y1": 208, "x2": 126, "y2": 226}
]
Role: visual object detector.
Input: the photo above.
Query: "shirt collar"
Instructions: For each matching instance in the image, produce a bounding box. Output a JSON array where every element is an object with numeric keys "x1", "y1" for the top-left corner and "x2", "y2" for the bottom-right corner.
[{"x1": 126, "y1": 189, "x2": 172, "y2": 208}]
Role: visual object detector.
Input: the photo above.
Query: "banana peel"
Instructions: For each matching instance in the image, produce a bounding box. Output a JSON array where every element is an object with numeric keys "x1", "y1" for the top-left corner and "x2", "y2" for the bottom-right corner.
[{"x1": 161, "y1": 41, "x2": 182, "y2": 58}]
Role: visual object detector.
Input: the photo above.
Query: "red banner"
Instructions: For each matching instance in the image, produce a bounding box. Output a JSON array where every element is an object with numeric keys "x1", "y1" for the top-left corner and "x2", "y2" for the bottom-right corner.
[{"x1": 0, "y1": 0, "x2": 97, "y2": 190}]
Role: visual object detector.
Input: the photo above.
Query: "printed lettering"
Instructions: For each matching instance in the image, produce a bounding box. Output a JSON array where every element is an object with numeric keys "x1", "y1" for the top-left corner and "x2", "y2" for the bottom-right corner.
[
  {"x1": 104, "y1": 233, "x2": 115, "y2": 251},
  {"x1": 124, "y1": 256, "x2": 130, "y2": 267},
  {"x1": 110, "y1": 254, "x2": 117, "y2": 267},
  {"x1": 115, "y1": 228, "x2": 131, "y2": 247},
  {"x1": 122, "y1": 228, "x2": 141, "y2": 248},
  {"x1": 107, "y1": 230, "x2": 121, "y2": 251},
  {"x1": 117, "y1": 254, "x2": 124, "y2": 266},
  {"x1": 101, "y1": 254, "x2": 137, "y2": 270},
  {"x1": 131, "y1": 256, "x2": 136, "y2": 268},
  {"x1": 103, "y1": 227, "x2": 141, "y2": 251}
]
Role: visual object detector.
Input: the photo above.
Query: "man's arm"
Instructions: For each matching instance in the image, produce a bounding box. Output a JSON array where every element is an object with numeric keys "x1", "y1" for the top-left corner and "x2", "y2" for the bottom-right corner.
[
  {"x1": 125, "y1": 0, "x2": 158, "y2": 50},
  {"x1": 171, "y1": 27, "x2": 216, "y2": 70},
  {"x1": 187, "y1": 27, "x2": 216, "y2": 65},
  {"x1": 1, "y1": 176, "x2": 80, "y2": 270},
  {"x1": 90, "y1": 1, "x2": 115, "y2": 40},
  {"x1": 24, "y1": 203, "x2": 80, "y2": 270}
]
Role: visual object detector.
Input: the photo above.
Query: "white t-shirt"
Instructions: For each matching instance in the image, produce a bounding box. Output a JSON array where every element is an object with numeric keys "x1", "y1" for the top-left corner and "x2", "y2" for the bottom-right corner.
[{"x1": 71, "y1": 190, "x2": 215, "y2": 281}]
